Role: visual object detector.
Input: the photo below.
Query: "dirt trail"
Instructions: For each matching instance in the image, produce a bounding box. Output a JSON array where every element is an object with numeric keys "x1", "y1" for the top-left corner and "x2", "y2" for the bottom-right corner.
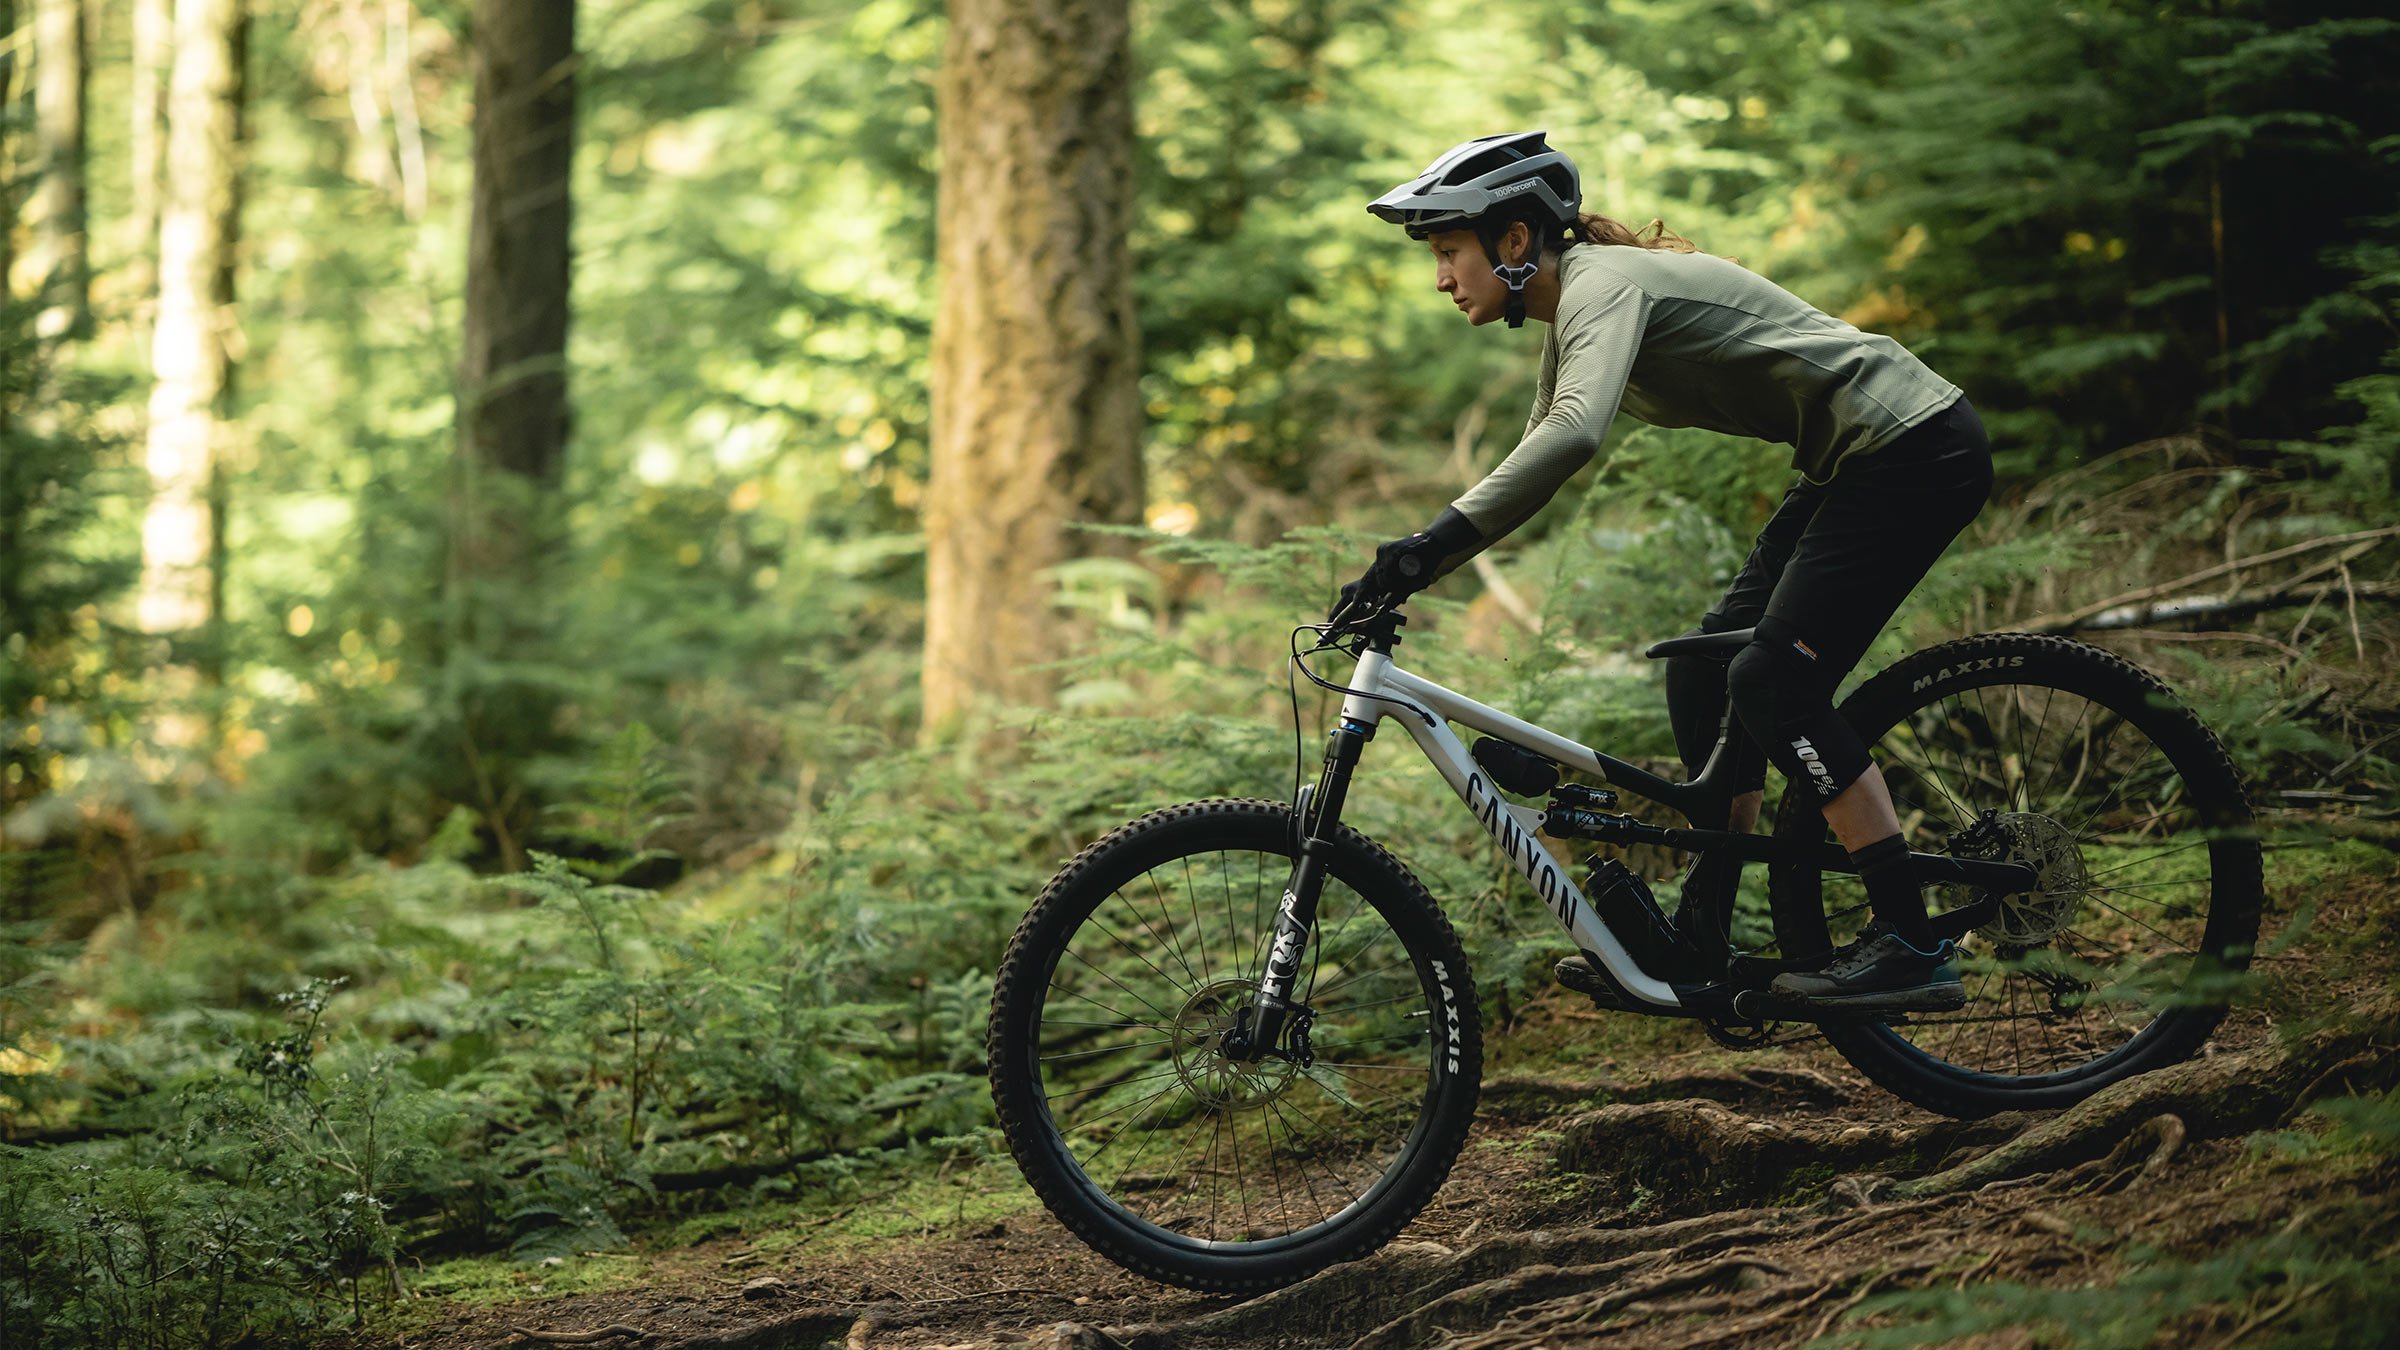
[{"x1": 360, "y1": 875, "x2": 2398, "y2": 1350}]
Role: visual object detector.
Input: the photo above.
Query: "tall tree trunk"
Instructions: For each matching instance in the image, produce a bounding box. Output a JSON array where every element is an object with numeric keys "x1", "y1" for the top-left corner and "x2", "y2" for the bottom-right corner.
[
  {"x1": 128, "y1": 0, "x2": 170, "y2": 320},
  {"x1": 453, "y1": 0, "x2": 573, "y2": 592},
  {"x1": 28, "y1": 0, "x2": 85, "y2": 337},
  {"x1": 923, "y1": 0, "x2": 1144, "y2": 737},
  {"x1": 0, "y1": 0, "x2": 19, "y2": 664},
  {"x1": 450, "y1": 0, "x2": 573, "y2": 869},
  {"x1": 138, "y1": 0, "x2": 244, "y2": 684}
]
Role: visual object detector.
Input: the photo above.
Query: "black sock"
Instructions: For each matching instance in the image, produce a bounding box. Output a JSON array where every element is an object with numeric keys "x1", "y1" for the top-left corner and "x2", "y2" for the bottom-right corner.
[{"x1": 1850, "y1": 833, "x2": 1936, "y2": 947}]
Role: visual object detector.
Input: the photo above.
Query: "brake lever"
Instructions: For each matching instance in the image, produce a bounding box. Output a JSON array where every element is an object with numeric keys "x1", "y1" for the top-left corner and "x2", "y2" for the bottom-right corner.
[{"x1": 1323, "y1": 592, "x2": 1396, "y2": 633}]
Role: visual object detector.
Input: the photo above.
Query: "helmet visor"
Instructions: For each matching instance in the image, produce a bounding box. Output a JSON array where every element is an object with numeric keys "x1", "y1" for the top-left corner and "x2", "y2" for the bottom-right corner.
[{"x1": 1367, "y1": 180, "x2": 1500, "y2": 238}]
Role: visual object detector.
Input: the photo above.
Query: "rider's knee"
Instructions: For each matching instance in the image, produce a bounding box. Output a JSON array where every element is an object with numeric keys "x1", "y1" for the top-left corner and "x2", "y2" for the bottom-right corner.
[
  {"x1": 1722, "y1": 635, "x2": 1797, "y2": 738},
  {"x1": 1726, "y1": 620, "x2": 1869, "y2": 802}
]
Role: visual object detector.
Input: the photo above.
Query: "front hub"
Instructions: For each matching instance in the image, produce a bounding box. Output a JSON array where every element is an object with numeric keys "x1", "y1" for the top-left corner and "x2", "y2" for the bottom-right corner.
[{"x1": 1177, "y1": 979, "x2": 1301, "y2": 1108}]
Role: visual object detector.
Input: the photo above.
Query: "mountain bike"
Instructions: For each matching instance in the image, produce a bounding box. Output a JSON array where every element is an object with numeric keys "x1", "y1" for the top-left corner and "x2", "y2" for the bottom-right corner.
[{"x1": 986, "y1": 598, "x2": 2261, "y2": 1293}]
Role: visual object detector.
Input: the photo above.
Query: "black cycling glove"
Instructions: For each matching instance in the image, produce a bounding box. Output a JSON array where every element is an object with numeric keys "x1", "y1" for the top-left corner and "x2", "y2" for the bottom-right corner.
[{"x1": 1331, "y1": 507, "x2": 1486, "y2": 619}]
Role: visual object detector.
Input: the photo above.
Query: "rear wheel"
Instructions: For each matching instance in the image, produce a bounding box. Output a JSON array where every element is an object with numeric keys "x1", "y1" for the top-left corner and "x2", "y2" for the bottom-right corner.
[
  {"x1": 1770, "y1": 634, "x2": 2262, "y2": 1118},
  {"x1": 988, "y1": 799, "x2": 1480, "y2": 1292}
]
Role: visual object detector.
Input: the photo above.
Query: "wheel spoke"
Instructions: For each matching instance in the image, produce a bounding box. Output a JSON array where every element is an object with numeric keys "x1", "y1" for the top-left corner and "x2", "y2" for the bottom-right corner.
[
  {"x1": 1081, "y1": 906, "x2": 1200, "y2": 1004},
  {"x1": 1115, "y1": 882, "x2": 1205, "y2": 993}
]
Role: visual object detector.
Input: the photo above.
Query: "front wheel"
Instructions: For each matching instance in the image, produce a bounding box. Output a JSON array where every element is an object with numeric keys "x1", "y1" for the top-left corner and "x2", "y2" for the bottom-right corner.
[
  {"x1": 1771, "y1": 633, "x2": 2263, "y2": 1119},
  {"x1": 988, "y1": 799, "x2": 1481, "y2": 1293}
]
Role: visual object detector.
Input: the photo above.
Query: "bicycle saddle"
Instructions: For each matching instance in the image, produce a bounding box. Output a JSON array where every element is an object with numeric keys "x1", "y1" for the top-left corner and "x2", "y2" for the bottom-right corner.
[{"x1": 1643, "y1": 627, "x2": 1757, "y2": 660}]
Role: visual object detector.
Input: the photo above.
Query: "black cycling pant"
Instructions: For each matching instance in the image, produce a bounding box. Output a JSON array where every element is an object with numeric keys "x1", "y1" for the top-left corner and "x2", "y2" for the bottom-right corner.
[{"x1": 1666, "y1": 395, "x2": 1994, "y2": 811}]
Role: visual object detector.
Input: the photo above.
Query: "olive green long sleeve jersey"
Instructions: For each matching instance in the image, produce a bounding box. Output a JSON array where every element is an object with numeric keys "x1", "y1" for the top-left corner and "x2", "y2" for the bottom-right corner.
[{"x1": 1449, "y1": 243, "x2": 1961, "y2": 542}]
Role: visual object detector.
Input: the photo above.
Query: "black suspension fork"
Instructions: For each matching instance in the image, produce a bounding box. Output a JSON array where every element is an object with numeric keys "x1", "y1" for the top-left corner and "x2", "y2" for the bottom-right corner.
[{"x1": 1224, "y1": 714, "x2": 1375, "y2": 1062}]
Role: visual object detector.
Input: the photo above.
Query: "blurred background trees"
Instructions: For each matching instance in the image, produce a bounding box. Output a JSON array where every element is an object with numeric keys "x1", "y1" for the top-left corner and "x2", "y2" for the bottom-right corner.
[{"x1": 0, "y1": 0, "x2": 2393, "y2": 1338}]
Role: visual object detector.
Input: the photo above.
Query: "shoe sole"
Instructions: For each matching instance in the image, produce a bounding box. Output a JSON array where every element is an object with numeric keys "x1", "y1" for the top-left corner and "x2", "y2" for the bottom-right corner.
[{"x1": 1777, "y1": 980, "x2": 1966, "y2": 1015}]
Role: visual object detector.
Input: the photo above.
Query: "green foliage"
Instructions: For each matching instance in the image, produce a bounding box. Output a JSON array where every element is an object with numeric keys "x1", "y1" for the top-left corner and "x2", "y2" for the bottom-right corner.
[
  {"x1": 1840, "y1": 1226, "x2": 2400, "y2": 1347},
  {"x1": 0, "y1": 294, "x2": 143, "y2": 915},
  {"x1": 0, "y1": 977, "x2": 460, "y2": 1346}
]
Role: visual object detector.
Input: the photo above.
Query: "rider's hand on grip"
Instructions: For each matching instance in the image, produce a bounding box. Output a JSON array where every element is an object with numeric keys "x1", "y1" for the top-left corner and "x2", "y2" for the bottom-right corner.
[{"x1": 1328, "y1": 574, "x2": 1383, "y2": 623}]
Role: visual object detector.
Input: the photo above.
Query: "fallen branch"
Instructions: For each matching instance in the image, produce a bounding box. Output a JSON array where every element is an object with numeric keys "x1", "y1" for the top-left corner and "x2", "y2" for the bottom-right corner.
[
  {"x1": 1470, "y1": 554, "x2": 1545, "y2": 636},
  {"x1": 2017, "y1": 526, "x2": 2400, "y2": 633},
  {"x1": 2061, "y1": 577, "x2": 2399, "y2": 634}
]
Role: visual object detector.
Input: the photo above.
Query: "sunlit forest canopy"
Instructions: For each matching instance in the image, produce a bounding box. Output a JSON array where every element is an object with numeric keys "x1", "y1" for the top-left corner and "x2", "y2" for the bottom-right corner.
[{"x1": 0, "y1": 0, "x2": 2395, "y2": 1341}]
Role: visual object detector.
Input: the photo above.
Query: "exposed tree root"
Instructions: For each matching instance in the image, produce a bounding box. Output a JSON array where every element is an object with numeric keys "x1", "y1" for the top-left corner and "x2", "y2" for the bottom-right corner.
[
  {"x1": 1349, "y1": 1252, "x2": 1683, "y2": 1350},
  {"x1": 1478, "y1": 1064, "x2": 1856, "y2": 1122},
  {"x1": 1548, "y1": 1098, "x2": 2020, "y2": 1212},
  {"x1": 1439, "y1": 1255, "x2": 1795, "y2": 1349},
  {"x1": 1091, "y1": 1209, "x2": 1812, "y2": 1349},
  {"x1": 1900, "y1": 1008, "x2": 2400, "y2": 1198},
  {"x1": 506, "y1": 1327, "x2": 655, "y2": 1345},
  {"x1": 2075, "y1": 1112, "x2": 2187, "y2": 1196}
]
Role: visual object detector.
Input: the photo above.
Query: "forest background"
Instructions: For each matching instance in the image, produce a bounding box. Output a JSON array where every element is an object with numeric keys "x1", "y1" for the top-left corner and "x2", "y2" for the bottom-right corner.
[{"x1": 0, "y1": 0, "x2": 2396, "y2": 1344}]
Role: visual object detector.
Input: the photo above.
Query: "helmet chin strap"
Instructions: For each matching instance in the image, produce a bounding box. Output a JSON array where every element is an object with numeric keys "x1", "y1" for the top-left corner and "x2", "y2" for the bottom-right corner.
[{"x1": 1477, "y1": 220, "x2": 1545, "y2": 328}]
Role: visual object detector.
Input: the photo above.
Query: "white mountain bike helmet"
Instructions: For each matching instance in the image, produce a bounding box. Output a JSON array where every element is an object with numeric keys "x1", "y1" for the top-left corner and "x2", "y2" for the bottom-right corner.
[{"x1": 1368, "y1": 130, "x2": 1583, "y2": 328}]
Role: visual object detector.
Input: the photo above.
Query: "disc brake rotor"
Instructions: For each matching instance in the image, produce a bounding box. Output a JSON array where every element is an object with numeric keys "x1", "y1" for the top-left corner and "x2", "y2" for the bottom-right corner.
[{"x1": 1973, "y1": 811, "x2": 2092, "y2": 947}]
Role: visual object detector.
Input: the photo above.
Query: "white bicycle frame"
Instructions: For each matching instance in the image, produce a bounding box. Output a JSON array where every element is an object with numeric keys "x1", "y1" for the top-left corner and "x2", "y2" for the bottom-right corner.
[{"x1": 1332, "y1": 633, "x2": 1688, "y2": 1010}]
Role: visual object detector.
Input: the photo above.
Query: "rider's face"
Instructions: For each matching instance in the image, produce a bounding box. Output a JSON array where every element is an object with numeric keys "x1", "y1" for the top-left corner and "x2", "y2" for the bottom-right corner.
[{"x1": 1429, "y1": 230, "x2": 1505, "y2": 326}]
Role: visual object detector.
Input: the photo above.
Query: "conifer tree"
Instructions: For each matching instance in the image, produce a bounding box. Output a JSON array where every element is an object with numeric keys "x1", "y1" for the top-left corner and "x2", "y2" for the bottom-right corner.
[
  {"x1": 128, "y1": 0, "x2": 169, "y2": 323},
  {"x1": 922, "y1": 0, "x2": 1144, "y2": 736},
  {"x1": 453, "y1": 0, "x2": 574, "y2": 588},
  {"x1": 449, "y1": 0, "x2": 575, "y2": 865},
  {"x1": 27, "y1": 0, "x2": 85, "y2": 337},
  {"x1": 139, "y1": 0, "x2": 246, "y2": 696}
]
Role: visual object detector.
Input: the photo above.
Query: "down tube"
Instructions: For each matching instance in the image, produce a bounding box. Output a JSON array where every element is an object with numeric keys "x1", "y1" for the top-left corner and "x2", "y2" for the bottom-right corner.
[{"x1": 1378, "y1": 703, "x2": 1683, "y2": 1010}]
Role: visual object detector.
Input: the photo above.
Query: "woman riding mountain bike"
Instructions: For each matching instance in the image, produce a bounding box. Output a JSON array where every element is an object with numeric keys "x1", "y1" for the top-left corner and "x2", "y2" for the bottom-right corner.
[
  {"x1": 989, "y1": 128, "x2": 2260, "y2": 1293},
  {"x1": 1346, "y1": 129, "x2": 1996, "y2": 1012}
]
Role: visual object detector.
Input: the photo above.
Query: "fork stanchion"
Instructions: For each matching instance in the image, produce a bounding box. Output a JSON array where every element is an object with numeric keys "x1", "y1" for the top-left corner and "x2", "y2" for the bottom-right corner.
[{"x1": 1230, "y1": 716, "x2": 1376, "y2": 1064}]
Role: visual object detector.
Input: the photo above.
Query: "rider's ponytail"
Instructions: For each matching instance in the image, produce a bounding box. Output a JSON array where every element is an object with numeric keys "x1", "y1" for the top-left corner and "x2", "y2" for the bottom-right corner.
[{"x1": 1569, "y1": 212, "x2": 1705, "y2": 254}]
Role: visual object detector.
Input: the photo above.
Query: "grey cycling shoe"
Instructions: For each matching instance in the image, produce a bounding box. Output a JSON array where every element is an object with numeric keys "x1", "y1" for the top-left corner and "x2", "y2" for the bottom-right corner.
[{"x1": 1771, "y1": 932, "x2": 1965, "y2": 1013}]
